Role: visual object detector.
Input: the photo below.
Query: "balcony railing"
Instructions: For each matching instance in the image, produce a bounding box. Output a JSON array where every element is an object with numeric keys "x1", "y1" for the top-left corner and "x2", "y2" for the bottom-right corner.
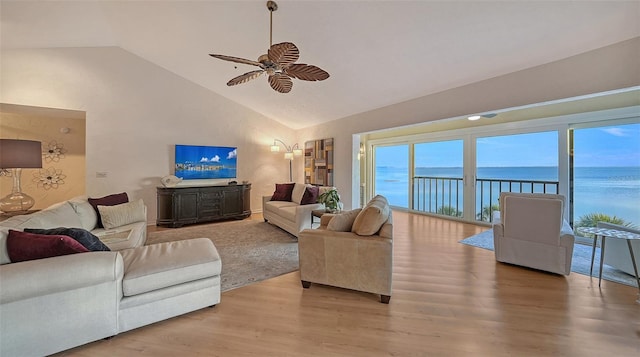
[
  {"x1": 412, "y1": 176, "x2": 463, "y2": 217},
  {"x1": 476, "y1": 178, "x2": 559, "y2": 222},
  {"x1": 412, "y1": 176, "x2": 559, "y2": 222}
]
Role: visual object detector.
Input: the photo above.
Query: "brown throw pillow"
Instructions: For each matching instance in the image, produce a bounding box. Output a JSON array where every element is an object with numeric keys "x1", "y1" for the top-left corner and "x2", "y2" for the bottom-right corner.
[
  {"x1": 300, "y1": 186, "x2": 320, "y2": 205},
  {"x1": 327, "y1": 209, "x2": 362, "y2": 232},
  {"x1": 7, "y1": 230, "x2": 89, "y2": 263},
  {"x1": 270, "y1": 183, "x2": 295, "y2": 201},
  {"x1": 88, "y1": 192, "x2": 129, "y2": 228}
]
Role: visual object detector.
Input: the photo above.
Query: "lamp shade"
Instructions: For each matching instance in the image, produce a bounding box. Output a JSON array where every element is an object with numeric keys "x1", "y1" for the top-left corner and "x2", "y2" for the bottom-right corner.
[{"x1": 0, "y1": 139, "x2": 43, "y2": 169}]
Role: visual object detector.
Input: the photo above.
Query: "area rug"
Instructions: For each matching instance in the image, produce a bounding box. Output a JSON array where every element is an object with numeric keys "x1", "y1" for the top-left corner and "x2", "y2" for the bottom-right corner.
[
  {"x1": 147, "y1": 220, "x2": 299, "y2": 292},
  {"x1": 460, "y1": 229, "x2": 638, "y2": 288}
]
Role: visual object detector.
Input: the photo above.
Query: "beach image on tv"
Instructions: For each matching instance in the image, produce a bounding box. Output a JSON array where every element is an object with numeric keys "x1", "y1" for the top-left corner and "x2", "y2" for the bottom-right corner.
[{"x1": 175, "y1": 145, "x2": 237, "y2": 180}]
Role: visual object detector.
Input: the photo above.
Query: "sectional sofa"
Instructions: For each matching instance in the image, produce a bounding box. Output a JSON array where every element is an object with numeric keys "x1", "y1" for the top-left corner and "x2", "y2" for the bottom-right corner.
[{"x1": 0, "y1": 196, "x2": 221, "y2": 356}]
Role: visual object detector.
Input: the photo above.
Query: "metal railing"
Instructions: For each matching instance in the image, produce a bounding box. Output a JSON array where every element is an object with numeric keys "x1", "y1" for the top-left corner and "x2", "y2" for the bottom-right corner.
[
  {"x1": 412, "y1": 176, "x2": 464, "y2": 217},
  {"x1": 412, "y1": 176, "x2": 559, "y2": 222},
  {"x1": 476, "y1": 178, "x2": 559, "y2": 222}
]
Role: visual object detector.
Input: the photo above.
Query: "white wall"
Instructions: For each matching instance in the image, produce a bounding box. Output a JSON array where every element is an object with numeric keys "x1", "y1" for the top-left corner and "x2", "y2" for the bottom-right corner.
[
  {"x1": 1, "y1": 47, "x2": 296, "y2": 222},
  {"x1": 297, "y1": 37, "x2": 640, "y2": 209}
]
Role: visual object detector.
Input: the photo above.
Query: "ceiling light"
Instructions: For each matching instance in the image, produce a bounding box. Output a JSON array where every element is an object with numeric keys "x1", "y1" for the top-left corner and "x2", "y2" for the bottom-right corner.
[{"x1": 468, "y1": 115, "x2": 481, "y2": 121}]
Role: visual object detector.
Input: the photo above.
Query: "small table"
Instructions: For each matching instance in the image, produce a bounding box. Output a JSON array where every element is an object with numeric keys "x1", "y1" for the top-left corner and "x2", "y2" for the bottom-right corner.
[
  {"x1": 578, "y1": 226, "x2": 640, "y2": 303},
  {"x1": 311, "y1": 209, "x2": 326, "y2": 228}
]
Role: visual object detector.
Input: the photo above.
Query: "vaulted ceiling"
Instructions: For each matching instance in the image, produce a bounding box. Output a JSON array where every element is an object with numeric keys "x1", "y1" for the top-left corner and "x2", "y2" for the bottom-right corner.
[{"x1": 2, "y1": 1, "x2": 639, "y2": 129}]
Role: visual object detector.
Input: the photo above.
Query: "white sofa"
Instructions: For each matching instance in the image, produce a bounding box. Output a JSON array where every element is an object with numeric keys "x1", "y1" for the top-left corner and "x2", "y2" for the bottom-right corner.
[
  {"x1": 0, "y1": 196, "x2": 221, "y2": 356},
  {"x1": 262, "y1": 184, "x2": 335, "y2": 237}
]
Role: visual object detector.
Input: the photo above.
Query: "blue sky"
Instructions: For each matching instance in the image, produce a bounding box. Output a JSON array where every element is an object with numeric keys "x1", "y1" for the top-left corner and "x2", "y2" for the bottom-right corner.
[{"x1": 376, "y1": 123, "x2": 640, "y2": 168}]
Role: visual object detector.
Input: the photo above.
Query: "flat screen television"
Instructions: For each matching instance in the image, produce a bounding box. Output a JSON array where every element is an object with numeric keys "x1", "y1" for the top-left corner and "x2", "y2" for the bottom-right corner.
[{"x1": 174, "y1": 144, "x2": 237, "y2": 180}]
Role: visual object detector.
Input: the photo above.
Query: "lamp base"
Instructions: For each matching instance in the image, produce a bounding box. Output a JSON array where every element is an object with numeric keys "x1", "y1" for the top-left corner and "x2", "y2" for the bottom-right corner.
[{"x1": 0, "y1": 192, "x2": 35, "y2": 214}]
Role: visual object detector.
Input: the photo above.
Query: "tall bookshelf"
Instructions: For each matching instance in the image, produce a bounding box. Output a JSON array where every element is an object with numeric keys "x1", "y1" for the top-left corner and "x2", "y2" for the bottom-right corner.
[{"x1": 304, "y1": 138, "x2": 334, "y2": 186}]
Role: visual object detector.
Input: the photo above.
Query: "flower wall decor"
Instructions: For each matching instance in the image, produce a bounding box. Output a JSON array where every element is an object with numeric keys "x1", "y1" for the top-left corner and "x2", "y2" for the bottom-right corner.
[
  {"x1": 33, "y1": 167, "x2": 67, "y2": 190},
  {"x1": 43, "y1": 140, "x2": 66, "y2": 163}
]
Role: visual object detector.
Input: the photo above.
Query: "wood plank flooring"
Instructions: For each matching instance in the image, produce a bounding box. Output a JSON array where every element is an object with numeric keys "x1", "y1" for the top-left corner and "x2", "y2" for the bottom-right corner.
[{"x1": 56, "y1": 211, "x2": 640, "y2": 356}]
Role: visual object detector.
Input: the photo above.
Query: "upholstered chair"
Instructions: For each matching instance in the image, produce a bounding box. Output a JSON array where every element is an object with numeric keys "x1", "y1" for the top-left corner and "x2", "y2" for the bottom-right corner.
[
  {"x1": 492, "y1": 192, "x2": 575, "y2": 275},
  {"x1": 298, "y1": 195, "x2": 393, "y2": 303}
]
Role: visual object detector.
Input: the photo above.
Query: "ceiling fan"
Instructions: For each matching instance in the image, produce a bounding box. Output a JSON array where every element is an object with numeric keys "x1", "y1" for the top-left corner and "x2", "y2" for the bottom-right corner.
[{"x1": 209, "y1": 1, "x2": 329, "y2": 93}]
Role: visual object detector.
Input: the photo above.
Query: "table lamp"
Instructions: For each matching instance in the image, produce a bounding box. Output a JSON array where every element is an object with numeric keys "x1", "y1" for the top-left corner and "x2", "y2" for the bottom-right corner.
[{"x1": 0, "y1": 139, "x2": 43, "y2": 213}]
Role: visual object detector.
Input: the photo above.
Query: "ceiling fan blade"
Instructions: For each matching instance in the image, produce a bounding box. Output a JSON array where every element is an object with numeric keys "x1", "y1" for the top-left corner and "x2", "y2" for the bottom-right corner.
[
  {"x1": 209, "y1": 54, "x2": 263, "y2": 68},
  {"x1": 227, "y1": 70, "x2": 264, "y2": 86},
  {"x1": 268, "y1": 73, "x2": 293, "y2": 93},
  {"x1": 284, "y1": 64, "x2": 330, "y2": 81},
  {"x1": 267, "y1": 42, "x2": 299, "y2": 67}
]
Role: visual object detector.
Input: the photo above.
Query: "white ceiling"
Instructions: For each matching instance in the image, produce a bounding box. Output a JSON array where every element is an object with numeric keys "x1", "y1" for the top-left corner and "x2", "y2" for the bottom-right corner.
[{"x1": 2, "y1": 1, "x2": 639, "y2": 129}]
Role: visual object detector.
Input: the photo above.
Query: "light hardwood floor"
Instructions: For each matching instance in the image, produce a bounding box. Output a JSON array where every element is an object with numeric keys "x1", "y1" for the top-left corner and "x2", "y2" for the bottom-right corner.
[{"x1": 57, "y1": 211, "x2": 640, "y2": 356}]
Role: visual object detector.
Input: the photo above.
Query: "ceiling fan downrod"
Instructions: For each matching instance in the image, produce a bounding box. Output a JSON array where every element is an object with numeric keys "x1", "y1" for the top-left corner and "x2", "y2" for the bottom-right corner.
[{"x1": 267, "y1": 1, "x2": 278, "y2": 47}]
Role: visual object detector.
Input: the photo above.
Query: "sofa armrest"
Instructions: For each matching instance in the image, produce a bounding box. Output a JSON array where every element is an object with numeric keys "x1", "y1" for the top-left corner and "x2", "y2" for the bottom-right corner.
[{"x1": 0, "y1": 251, "x2": 123, "y2": 304}]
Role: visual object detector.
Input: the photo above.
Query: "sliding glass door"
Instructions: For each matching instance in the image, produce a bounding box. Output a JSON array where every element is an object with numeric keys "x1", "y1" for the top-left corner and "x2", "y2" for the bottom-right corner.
[
  {"x1": 413, "y1": 140, "x2": 464, "y2": 217},
  {"x1": 571, "y1": 122, "x2": 640, "y2": 228},
  {"x1": 374, "y1": 144, "x2": 409, "y2": 208},
  {"x1": 475, "y1": 131, "x2": 559, "y2": 222}
]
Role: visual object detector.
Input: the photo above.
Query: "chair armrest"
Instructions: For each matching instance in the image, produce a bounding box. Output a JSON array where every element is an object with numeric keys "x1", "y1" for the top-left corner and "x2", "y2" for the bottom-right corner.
[
  {"x1": 320, "y1": 213, "x2": 336, "y2": 227},
  {"x1": 0, "y1": 251, "x2": 123, "y2": 304}
]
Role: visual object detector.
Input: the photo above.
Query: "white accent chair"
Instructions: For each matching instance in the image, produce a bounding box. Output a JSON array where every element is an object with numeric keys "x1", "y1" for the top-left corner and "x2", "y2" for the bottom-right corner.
[
  {"x1": 597, "y1": 221, "x2": 640, "y2": 276},
  {"x1": 492, "y1": 192, "x2": 575, "y2": 275}
]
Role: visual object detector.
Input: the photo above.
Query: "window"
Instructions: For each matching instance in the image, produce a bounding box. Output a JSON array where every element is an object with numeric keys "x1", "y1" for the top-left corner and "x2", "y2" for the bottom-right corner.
[
  {"x1": 475, "y1": 131, "x2": 559, "y2": 221},
  {"x1": 374, "y1": 145, "x2": 409, "y2": 208},
  {"x1": 572, "y1": 123, "x2": 640, "y2": 228},
  {"x1": 413, "y1": 140, "x2": 464, "y2": 217}
]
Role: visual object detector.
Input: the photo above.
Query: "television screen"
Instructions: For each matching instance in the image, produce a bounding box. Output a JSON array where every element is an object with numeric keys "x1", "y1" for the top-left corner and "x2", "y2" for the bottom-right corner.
[{"x1": 175, "y1": 145, "x2": 237, "y2": 180}]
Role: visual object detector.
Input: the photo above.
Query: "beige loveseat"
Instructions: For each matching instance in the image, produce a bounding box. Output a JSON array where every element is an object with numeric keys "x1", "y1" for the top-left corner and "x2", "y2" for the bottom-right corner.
[
  {"x1": 298, "y1": 195, "x2": 393, "y2": 303},
  {"x1": 262, "y1": 184, "x2": 335, "y2": 237},
  {"x1": 0, "y1": 196, "x2": 221, "y2": 356}
]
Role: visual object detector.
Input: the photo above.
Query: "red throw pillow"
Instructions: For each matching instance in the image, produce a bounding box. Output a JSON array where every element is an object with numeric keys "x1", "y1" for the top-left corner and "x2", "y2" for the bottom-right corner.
[
  {"x1": 271, "y1": 183, "x2": 295, "y2": 201},
  {"x1": 7, "y1": 230, "x2": 89, "y2": 263},
  {"x1": 300, "y1": 186, "x2": 320, "y2": 205},
  {"x1": 88, "y1": 192, "x2": 129, "y2": 228}
]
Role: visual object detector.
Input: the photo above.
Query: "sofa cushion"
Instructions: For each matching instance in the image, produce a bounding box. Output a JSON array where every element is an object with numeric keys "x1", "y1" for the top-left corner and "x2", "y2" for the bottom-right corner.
[
  {"x1": 97, "y1": 199, "x2": 146, "y2": 230},
  {"x1": 327, "y1": 209, "x2": 362, "y2": 232},
  {"x1": 88, "y1": 192, "x2": 129, "y2": 228},
  {"x1": 6, "y1": 230, "x2": 89, "y2": 262},
  {"x1": 68, "y1": 196, "x2": 98, "y2": 231},
  {"x1": 119, "y1": 238, "x2": 221, "y2": 296},
  {"x1": 278, "y1": 206, "x2": 298, "y2": 222},
  {"x1": 23, "y1": 227, "x2": 110, "y2": 251},
  {"x1": 271, "y1": 183, "x2": 295, "y2": 201},
  {"x1": 352, "y1": 195, "x2": 390, "y2": 236},
  {"x1": 300, "y1": 186, "x2": 320, "y2": 205},
  {"x1": 291, "y1": 183, "x2": 305, "y2": 204}
]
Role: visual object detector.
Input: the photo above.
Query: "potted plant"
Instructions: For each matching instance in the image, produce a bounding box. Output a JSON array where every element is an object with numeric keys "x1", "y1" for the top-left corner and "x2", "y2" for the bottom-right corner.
[{"x1": 318, "y1": 188, "x2": 341, "y2": 213}]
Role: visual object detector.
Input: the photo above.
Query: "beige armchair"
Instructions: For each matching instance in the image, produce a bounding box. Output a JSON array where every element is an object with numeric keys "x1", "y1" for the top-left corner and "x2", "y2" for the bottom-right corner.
[
  {"x1": 492, "y1": 192, "x2": 575, "y2": 275},
  {"x1": 298, "y1": 195, "x2": 393, "y2": 303}
]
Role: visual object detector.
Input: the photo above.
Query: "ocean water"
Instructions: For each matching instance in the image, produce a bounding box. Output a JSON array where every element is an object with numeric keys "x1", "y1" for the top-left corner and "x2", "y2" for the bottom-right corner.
[{"x1": 375, "y1": 166, "x2": 640, "y2": 226}]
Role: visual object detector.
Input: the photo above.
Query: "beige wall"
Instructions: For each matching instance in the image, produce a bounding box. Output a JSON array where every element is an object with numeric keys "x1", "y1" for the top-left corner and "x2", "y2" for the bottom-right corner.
[
  {"x1": 297, "y1": 37, "x2": 640, "y2": 209},
  {"x1": 0, "y1": 104, "x2": 86, "y2": 209},
  {"x1": 1, "y1": 38, "x2": 638, "y2": 217},
  {"x1": 0, "y1": 47, "x2": 296, "y2": 222}
]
